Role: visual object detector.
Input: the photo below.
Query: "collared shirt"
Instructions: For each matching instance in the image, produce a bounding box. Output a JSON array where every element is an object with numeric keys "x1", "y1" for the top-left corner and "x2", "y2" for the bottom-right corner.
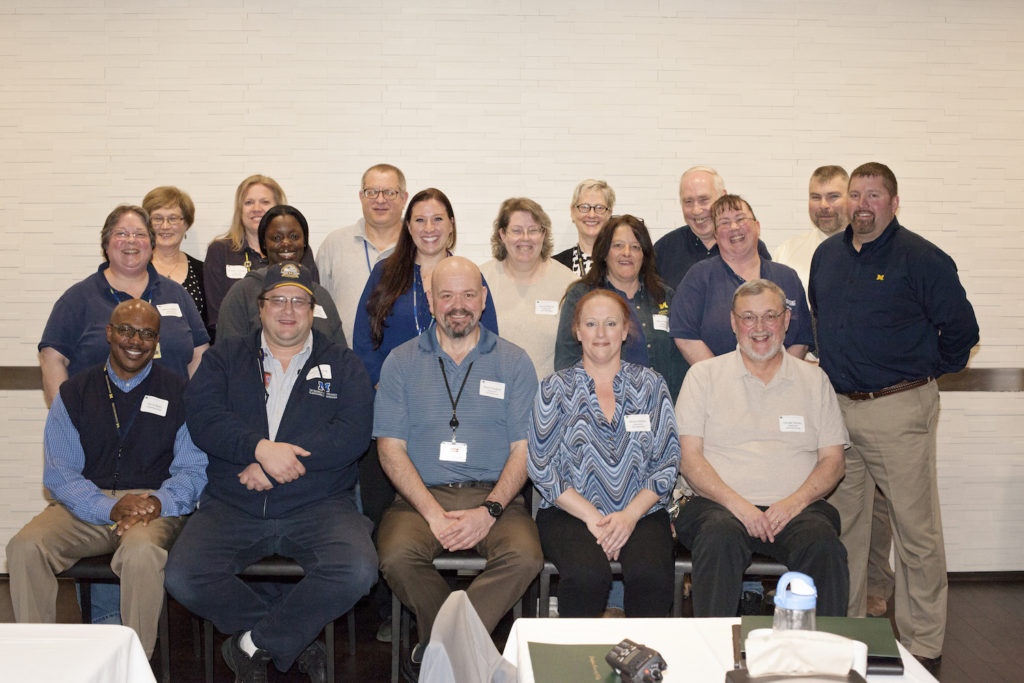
[
  {"x1": 670, "y1": 256, "x2": 814, "y2": 355},
  {"x1": 772, "y1": 227, "x2": 830, "y2": 306},
  {"x1": 316, "y1": 218, "x2": 397, "y2": 336},
  {"x1": 677, "y1": 350, "x2": 848, "y2": 505},
  {"x1": 43, "y1": 360, "x2": 207, "y2": 525},
  {"x1": 653, "y1": 224, "x2": 773, "y2": 291},
  {"x1": 529, "y1": 362, "x2": 678, "y2": 515},
  {"x1": 809, "y1": 219, "x2": 979, "y2": 394},
  {"x1": 261, "y1": 331, "x2": 314, "y2": 440},
  {"x1": 353, "y1": 260, "x2": 500, "y2": 387},
  {"x1": 39, "y1": 262, "x2": 209, "y2": 378},
  {"x1": 373, "y1": 323, "x2": 538, "y2": 486}
]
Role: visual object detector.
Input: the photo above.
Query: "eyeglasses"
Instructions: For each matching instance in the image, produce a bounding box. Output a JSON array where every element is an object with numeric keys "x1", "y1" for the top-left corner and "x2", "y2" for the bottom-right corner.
[
  {"x1": 111, "y1": 230, "x2": 149, "y2": 241},
  {"x1": 110, "y1": 323, "x2": 158, "y2": 341},
  {"x1": 362, "y1": 188, "x2": 402, "y2": 200},
  {"x1": 151, "y1": 215, "x2": 184, "y2": 227},
  {"x1": 504, "y1": 226, "x2": 545, "y2": 238},
  {"x1": 259, "y1": 296, "x2": 314, "y2": 309},
  {"x1": 733, "y1": 310, "x2": 786, "y2": 327},
  {"x1": 575, "y1": 203, "x2": 609, "y2": 216},
  {"x1": 715, "y1": 215, "x2": 753, "y2": 230}
]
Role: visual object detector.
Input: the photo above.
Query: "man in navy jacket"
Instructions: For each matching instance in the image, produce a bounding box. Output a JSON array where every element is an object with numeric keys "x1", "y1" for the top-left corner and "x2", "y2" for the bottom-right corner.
[{"x1": 166, "y1": 263, "x2": 377, "y2": 683}]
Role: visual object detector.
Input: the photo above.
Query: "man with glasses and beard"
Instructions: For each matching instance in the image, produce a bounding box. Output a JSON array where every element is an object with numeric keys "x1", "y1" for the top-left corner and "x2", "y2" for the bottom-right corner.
[
  {"x1": 673, "y1": 279, "x2": 849, "y2": 617},
  {"x1": 374, "y1": 256, "x2": 543, "y2": 679}
]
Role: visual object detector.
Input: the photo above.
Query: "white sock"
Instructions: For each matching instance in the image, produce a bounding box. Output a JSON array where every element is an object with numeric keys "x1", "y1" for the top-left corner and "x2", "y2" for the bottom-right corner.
[{"x1": 239, "y1": 630, "x2": 258, "y2": 656}]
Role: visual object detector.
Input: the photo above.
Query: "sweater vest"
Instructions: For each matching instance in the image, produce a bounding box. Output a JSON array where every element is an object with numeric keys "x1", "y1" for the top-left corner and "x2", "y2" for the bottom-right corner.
[{"x1": 60, "y1": 364, "x2": 186, "y2": 491}]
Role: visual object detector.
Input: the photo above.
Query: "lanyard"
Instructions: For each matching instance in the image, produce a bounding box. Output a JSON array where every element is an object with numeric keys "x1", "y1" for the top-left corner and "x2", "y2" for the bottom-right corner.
[
  {"x1": 438, "y1": 358, "x2": 473, "y2": 442},
  {"x1": 103, "y1": 366, "x2": 139, "y2": 440},
  {"x1": 257, "y1": 348, "x2": 270, "y2": 402},
  {"x1": 363, "y1": 240, "x2": 372, "y2": 275}
]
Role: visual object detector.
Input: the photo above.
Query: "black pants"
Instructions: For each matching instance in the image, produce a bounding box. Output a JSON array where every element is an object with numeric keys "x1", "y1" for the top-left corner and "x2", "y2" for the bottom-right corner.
[
  {"x1": 674, "y1": 497, "x2": 849, "y2": 617},
  {"x1": 537, "y1": 507, "x2": 673, "y2": 618}
]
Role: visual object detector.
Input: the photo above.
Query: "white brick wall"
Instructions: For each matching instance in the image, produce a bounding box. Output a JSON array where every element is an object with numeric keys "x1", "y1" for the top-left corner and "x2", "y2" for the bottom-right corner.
[{"x1": 1, "y1": 0, "x2": 1022, "y2": 570}]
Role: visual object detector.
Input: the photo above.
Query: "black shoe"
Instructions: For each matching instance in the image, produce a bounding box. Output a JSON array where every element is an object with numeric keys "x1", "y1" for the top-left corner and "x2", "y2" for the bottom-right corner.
[
  {"x1": 739, "y1": 590, "x2": 764, "y2": 616},
  {"x1": 297, "y1": 639, "x2": 327, "y2": 683},
  {"x1": 914, "y1": 654, "x2": 942, "y2": 676},
  {"x1": 221, "y1": 633, "x2": 271, "y2": 683},
  {"x1": 400, "y1": 642, "x2": 424, "y2": 683}
]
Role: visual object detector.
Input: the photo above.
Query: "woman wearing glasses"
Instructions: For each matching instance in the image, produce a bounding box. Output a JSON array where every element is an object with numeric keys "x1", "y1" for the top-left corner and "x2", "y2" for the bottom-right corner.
[
  {"x1": 142, "y1": 186, "x2": 208, "y2": 332},
  {"x1": 216, "y1": 205, "x2": 347, "y2": 348},
  {"x1": 38, "y1": 205, "x2": 209, "y2": 406},
  {"x1": 203, "y1": 174, "x2": 319, "y2": 338},
  {"x1": 553, "y1": 179, "x2": 616, "y2": 276},
  {"x1": 555, "y1": 214, "x2": 687, "y2": 402},
  {"x1": 479, "y1": 198, "x2": 577, "y2": 379},
  {"x1": 353, "y1": 187, "x2": 498, "y2": 388}
]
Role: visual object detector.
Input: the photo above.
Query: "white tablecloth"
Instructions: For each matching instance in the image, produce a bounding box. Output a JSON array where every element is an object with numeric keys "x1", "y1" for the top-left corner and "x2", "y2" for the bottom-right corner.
[
  {"x1": 0, "y1": 623, "x2": 155, "y2": 683},
  {"x1": 502, "y1": 617, "x2": 937, "y2": 683}
]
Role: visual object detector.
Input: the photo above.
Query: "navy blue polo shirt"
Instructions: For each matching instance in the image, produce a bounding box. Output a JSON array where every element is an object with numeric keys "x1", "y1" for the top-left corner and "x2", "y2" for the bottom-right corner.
[
  {"x1": 809, "y1": 219, "x2": 978, "y2": 394},
  {"x1": 670, "y1": 256, "x2": 814, "y2": 356},
  {"x1": 653, "y1": 224, "x2": 772, "y2": 291}
]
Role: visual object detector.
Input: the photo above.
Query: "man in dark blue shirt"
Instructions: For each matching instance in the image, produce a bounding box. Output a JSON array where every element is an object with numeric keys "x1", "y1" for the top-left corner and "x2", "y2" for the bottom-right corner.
[
  {"x1": 810, "y1": 162, "x2": 978, "y2": 671},
  {"x1": 653, "y1": 166, "x2": 771, "y2": 290}
]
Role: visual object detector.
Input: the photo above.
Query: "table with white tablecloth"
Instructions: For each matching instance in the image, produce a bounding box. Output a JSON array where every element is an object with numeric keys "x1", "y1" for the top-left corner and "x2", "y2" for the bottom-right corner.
[
  {"x1": 0, "y1": 623, "x2": 155, "y2": 683},
  {"x1": 502, "y1": 617, "x2": 937, "y2": 683}
]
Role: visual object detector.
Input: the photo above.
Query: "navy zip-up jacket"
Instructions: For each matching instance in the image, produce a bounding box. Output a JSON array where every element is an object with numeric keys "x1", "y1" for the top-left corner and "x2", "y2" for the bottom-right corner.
[{"x1": 185, "y1": 329, "x2": 372, "y2": 518}]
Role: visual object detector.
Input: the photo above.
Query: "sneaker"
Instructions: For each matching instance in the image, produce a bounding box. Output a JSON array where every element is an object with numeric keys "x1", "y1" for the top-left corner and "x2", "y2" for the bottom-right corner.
[
  {"x1": 221, "y1": 633, "x2": 271, "y2": 683},
  {"x1": 601, "y1": 607, "x2": 626, "y2": 618},
  {"x1": 400, "y1": 642, "x2": 424, "y2": 683},
  {"x1": 296, "y1": 639, "x2": 327, "y2": 683},
  {"x1": 913, "y1": 654, "x2": 941, "y2": 676}
]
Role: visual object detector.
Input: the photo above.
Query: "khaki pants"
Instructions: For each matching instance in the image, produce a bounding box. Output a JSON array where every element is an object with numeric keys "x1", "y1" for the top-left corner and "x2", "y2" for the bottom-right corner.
[
  {"x1": 828, "y1": 382, "x2": 946, "y2": 658},
  {"x1": 378, "y1": 487, "x2": 543, "y2": 643},
  {"x1": 6, "y1": 492, "x2": 185, "y2": 657}
]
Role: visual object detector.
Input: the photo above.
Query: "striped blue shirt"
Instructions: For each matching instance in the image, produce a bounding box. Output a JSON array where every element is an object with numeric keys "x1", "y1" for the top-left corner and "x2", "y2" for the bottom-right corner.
[
  {"x1": 43, "y1": 360, "x2": 208, "y2": 525},
  {"x1": 528, "y1": 361, "x2": 679, "y2": 515}
]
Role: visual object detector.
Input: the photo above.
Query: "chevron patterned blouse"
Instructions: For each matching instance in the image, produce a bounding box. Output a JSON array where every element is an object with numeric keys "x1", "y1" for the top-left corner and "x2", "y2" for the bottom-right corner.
[{"x1": 528, "y1": 361, "x2": 679, "y2": 515}]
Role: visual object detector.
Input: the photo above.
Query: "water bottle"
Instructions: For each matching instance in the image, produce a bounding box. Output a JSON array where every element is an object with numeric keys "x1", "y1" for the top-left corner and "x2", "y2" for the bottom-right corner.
[{"x1": 773, "y1": 571, "x2": 817, "y2": 631}]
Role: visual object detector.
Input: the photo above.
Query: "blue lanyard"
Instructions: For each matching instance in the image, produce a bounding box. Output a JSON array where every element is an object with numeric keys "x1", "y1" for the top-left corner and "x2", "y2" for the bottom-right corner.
[{"x1": 363, "y1": 240, "x2": 372, "y2": 275}]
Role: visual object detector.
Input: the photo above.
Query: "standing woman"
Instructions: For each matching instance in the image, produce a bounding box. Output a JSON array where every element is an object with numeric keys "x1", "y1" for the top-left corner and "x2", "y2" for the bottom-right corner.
[
  {"x1": 203, "y1": 174, "x2": 317, "y2": 336},
  {"x1": 479, "y1": 198, "x2": 576, "y2": 379},
  {"x1": 39, "y1": 205, "x2": 209, "y2": 406},
  {"x1": 529, "y1": 289, "x2": 678, "y2": 617},
  {"x1": 555, "y1": 215, "x2": 687, "y2": 401},
  {"x1": 143, "y1": 186, "x2": 208, "y2": 333},
  {"x1": 552, "y1": 179, "x2": 615, "y2": 276},
  {"x1": 353, "y1": 187, "x2": 499, "y2": 388}
]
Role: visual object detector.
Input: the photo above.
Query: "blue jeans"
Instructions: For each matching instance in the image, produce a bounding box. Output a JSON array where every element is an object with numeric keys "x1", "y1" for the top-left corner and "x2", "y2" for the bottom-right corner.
[{"x1": 165, "y1": 495, "x2": 377, "y2": 670}]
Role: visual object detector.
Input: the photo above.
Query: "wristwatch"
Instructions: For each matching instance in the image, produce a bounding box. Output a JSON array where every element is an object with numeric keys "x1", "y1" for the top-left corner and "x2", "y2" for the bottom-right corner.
[{"x1": 480, "y1": 500, "x2": 504, "y2": 518}]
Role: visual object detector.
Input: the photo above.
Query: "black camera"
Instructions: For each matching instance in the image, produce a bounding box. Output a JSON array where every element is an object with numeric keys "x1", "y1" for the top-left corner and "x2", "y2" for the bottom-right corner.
[{"x1": 605, "y1": 639, "x2": 667, "y2": 682}]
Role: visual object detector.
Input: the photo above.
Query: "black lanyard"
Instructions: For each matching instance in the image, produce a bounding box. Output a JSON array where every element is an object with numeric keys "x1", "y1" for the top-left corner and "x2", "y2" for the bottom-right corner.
[
  {"x1": 438, "y1": 358, "x2": 473, "y2": 442},
  {"x1": 103, "y1": 366, "x2": 139, "y2": 440},
  {"x1": 257, "y1": 348, "x2": 270, "y2": 403}
]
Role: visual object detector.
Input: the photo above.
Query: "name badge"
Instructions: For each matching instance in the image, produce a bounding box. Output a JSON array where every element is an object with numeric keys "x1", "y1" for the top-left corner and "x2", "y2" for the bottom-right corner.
[
  {"x1": 140, "y1": 395, "x2": 168, "y2": 417},
  {"x1": 313, "y1": 304, "x2": 327, "y2": 319},
  {"x1": 779, "y1": 415, "x2": 805, "y2": 433},
  {"x1": 153, "y1": 342, "x2": 162, "y2": 359},
  {"x1": 225, "y1": 265, "x2": 247, "y2": 279},
  {"x1": 479, "y1": 380, "x2": 505, "y2": 399},
  {"x1": 535, "y1": 300, "x2": 558, "y2": 316},
  {"x1": 624, "y1": 414, "x2": 651, "y2": 432},
  {"x1": 157, "y1": 303, "x2": 182, "y2": 317},
  {"x1": 440, "y1": 441, "x2": 468, "y2": 462},
  {"x1": 653, "y1": 314, "x2": 670, "y2": 332}
]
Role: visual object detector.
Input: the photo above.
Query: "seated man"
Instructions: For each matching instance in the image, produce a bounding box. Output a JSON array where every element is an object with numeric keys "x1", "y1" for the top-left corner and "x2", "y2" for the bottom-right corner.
[
  {"x1": 674, "y1": 279, "x2": 849, "y2": 617},
  {"x1": 375, "y1": 256, "x2": 544, "y2": 676},
  {"x1": 165, "y1": 263, "x2": 377, "y2": 683},
  {"x1": 7, "y1": 300, "x2": 206, "y2": 658}
]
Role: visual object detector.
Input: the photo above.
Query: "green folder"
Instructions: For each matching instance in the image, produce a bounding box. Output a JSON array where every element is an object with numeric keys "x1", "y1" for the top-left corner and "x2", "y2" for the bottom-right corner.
[
  {"x1": 527, "y1": 642, "x2": 618, "y2": 683},
  {"x1": 739, "y1": 616, "x2": 904, "y2": 675}
]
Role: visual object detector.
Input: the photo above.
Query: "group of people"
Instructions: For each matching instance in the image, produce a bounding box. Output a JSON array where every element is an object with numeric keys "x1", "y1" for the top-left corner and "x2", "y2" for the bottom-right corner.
[{"x1": 6, "y1": 160, "x2": 977, "y2": 681}]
